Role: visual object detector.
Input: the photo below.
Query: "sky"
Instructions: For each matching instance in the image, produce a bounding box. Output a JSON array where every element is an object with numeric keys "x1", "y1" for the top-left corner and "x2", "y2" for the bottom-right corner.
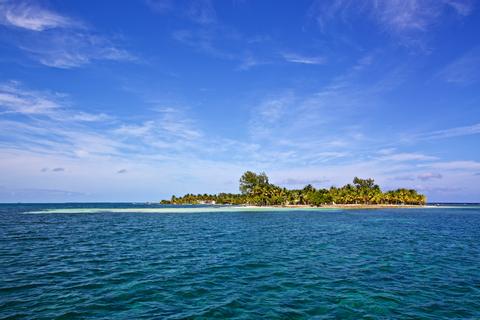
[{"x1": 0, "y1": 0, "x2": 479, "y2": 202}]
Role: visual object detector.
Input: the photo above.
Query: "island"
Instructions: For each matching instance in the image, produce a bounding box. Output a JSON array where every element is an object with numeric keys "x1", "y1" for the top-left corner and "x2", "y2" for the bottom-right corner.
[{"x1": 160, "y1": 171, "x2": 426, "y2": 208}]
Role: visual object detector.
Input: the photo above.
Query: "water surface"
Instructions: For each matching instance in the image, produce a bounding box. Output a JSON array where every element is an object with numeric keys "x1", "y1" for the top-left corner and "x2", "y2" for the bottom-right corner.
[{"x1": 1, "y1": 203, "x2": 479, "y2": 319}]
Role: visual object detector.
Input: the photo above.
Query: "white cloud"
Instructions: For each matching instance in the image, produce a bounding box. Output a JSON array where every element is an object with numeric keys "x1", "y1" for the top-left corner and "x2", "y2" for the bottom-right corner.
[
  {"x1": 157, "y1": 107, "x2": 203, "y2": 140},
  {"x1": 116, "y1": 107, "x2": 205, "y2": 143},
  {"x1": 115, "y1": 121, "x2": 155, "y2": 137},
  {"x1": 390, "y1": 175, "x2": 415, "y2": 181},
  {"x1": 70, "y1": 112, "x2": 111, "y2": 122},
  {"x1": 20, "y1": 32, "x2": 136, "y2": 69},
  {"x1": 380, "y1": 152, "x2": 437, "y2": 162},
  {"x1": 0, "y1": 81, "x2": 112, "y2": 122},
  {"x1": 145, "y1": 0, "x2": 174, "y2": 14},
  {"x1": 1, "y1": 81, "x2": 479, "y2": 202},
  {"x1": 309, "y1": 0, "x2": 474, "y2": 40},
  {"x1": 415, "y1": 123, "x2": 480, "y2": 140},
  {"x1": 371, "y1": 0, "x2": 443, "y2": 33},
  {"x1": 187, "y1": 0, "x2": 216, "y2": 25},
  {"x1": 276, "y1": 177, "x2": 329, "y2": 187},
  {"x1": 437, "y1": 46, "x2": 480, "y2": 85},
  {"x1": 0, "y1": 81, "x2": 59, "y2": 115},
  {"x1": 146, "y1": 0, "x2": 217, "y2": 24},
  {"x1": 248, "y1": 93, "x2": 294, "y2": 138},
  {"x1": 164, "y1": 3, "x2": 273, "y2": 71},
  {"x1": 0, "y1": 1, "x2": 76, "y2": 31},
  {"x1": 425, "y1": 161, "x2": 480, "y2": 171},
  {"x1": 282, "y1": 53, "x2": 326, "y2": 65},
  {"x1": 0, "y1": 82, "x2": 210, "y2": 165},
  {"x1": 237, "y1": 54, "x2": 265, "y2": 71},
  {"x1": 417, "y1": 172, "x2": 442, "y2": 181},
  {"x1": 444, "y1": 0, "x2": 475, "y2": 15},
  {"x1": 0, "y1": 1, "x2": 135, "y2": 69}
]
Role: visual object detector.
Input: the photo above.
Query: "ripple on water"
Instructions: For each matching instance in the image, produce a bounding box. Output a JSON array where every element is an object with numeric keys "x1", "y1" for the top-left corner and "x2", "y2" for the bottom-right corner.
[{"x1": 1, "y1": 205, "x2": 480, "y2": 319}]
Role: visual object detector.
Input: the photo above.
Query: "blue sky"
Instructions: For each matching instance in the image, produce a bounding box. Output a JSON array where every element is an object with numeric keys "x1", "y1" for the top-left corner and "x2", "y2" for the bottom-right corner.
[{"x1": 0, "y1": 0, "x2": 479, "y2": 202}]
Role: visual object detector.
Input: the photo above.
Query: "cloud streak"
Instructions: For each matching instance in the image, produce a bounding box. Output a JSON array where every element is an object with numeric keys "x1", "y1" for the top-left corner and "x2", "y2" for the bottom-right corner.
[
  {"x1": 309, "y1": 0, "x2": 474, "y2": 45},
  {"x1": 438, "y1": 46, "x2": 480, "y2": 85},
  {"x1": 414, "y1": 123, "x2": 480, "y2": 140},
  {"x1": 0, "y1": 81, "x2": 59, "y2": 115},
  {"x1": 0, "y1": 0, "x2": 76, "y2": 31},
  {"x1": 282, "y1": 53, "x2": 326, "y2": 65},
  {"x1": 276, "y1": 177, "x2": 329, "y2": 187},
  {"x1": 0, "y1": 81, "x2": 111, "y2": 122},
  {"x1": 0, "y1": 0, "x2": 135, "y2": 68},
  {"x1": 379, "y1": 152, "x2": 437, "y2": 162},
  {"x1": 417, "y1": 172, "x2": 442, "y2": 181}
]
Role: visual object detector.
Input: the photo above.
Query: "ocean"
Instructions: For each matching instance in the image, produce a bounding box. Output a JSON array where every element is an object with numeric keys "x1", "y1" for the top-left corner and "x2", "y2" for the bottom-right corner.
[{"x1": 1, "y1": 203, "x2": 479, "y2": 319}]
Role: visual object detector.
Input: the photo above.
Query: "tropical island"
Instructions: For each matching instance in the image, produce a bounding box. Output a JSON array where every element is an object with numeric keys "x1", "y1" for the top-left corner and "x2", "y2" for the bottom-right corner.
[{"x1": 160, "y1": 171, "x2": 426, "y2": 207}]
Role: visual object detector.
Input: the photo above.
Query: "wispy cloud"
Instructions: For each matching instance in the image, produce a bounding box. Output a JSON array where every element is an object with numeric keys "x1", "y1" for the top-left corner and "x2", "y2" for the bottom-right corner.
[
  {"x1": 172, "y1": 28, "x2": 237, "y2": 61},
  {"x1": 371, "y1": 1, "x2": 445, "y2": 33},
  {"x1": 40, "y1": 167, "x2": 65, "y2": 173},
  {"x1": 276, "y1": 177, "x2": 329, "y2": 187},
  {"x1": 171, "y1": 26, "x2": 273, "y2": 72},
  {"x1": 17, "y1": 30, "x2": 136, "y2": 69},
  {"x1": 415, "y1": 185, "x2": 463, "y2": 194},
  {"x1": 153, "y1": 1, "x2": 274, "y2": 71},
  {"x1": 379, "y1": 152, "x2": 437, "y2": 162},
  {"x1": 417, "y1": 172, "x2": 442, "y2": 181},
  {"x1": 240, "y1": 53, "x2": 419, "y2": 168},
  {"x1": 424, "y1": 161, "x2": 480, "y2": 171},
  {"x1": 0, "y1": 0, "x2": 77, "y2": 31},
  {"x1": 156, "y1": 107, "x2": 203, "y2": 140},
  {"x1": 0, "y1": 81, "x2": 356, "y2": 186},
  {"x1": 414, "y1": 123, "x2": 480, "y2": 140},
  {"x1": 390, "y1": 175, "x2": 415, "y2": 181},
  {"x1": 282, "y1": 52, "x2": 326, "y2": 65},
  {"x1": 0, "y1": 81, "x2": 216, "y2": 167},
  {"x1": 186, "y1": 0, "x2": 216, "y2": 25},
  {"x1": 236, "y1": 53, "x2": 266, "y2": 71},
  {"x1": 247, "y1": 52, "x2": 407, "y2": 149},
  {"x1": 376, "y1": 148, "x2": 439, "y2": 162},
  {"x1": 0, "y1": 81, "x2": 111, "y2": 121},
  {"x1": 116, "y1": 107, "x2": 203, "y2": 142},
  {"x1": 115, "y1": 121, "x2": 155, "y2": 137},
  {"x1": 437, "y1": 46, "x2": 480, "y2": 85},
  {"x1": 248, "y1": 92, "x2": 295, "y2": 139},
  {"x1": 0, "y1": 81, "x2": 59, "y2": 115},
  {"x1": 0, "y1": 0, "x2": 135, "y2": 68},
  {"x1": 444, "y1": 0, "x2": 475, "y2": 15},
  {"x1": 70, "y1": 112, "x2": 111, "y2": 122},
  {"x1": 309, "y1": 0, "x2": 474, "y2": 44},
  {"x1": 145, "y1": 0, "x2": 174, "y2": 14},
  {"x1": 146, "y1": 0, "x2": 216, "y2": 24}
]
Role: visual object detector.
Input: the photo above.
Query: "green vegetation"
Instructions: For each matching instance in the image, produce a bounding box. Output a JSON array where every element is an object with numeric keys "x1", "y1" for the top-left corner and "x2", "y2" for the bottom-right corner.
[{"x1": 161, "y1": 171, "x2": 426, "y2": 206}]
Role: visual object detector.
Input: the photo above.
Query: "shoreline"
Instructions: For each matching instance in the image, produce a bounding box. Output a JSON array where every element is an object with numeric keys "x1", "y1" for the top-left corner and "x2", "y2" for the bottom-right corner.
[
  {"x1": 274, "y1": 204, "x2": 427, "y2": 209},
  {"x1": 24, "y1": 204, "x2": 431, "y2": 214},
  {"x1": 182, "y1": 204, "x2": 430, "y2": 210}
]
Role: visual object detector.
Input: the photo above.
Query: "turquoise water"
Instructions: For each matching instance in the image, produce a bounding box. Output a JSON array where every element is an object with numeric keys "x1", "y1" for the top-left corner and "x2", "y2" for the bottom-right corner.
[{"x1": 1, "y1": 204, "x2": 480, "y2": 319}]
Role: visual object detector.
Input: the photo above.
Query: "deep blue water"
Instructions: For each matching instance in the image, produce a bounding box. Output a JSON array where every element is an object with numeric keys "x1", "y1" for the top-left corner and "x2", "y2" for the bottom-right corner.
[{"x1": 1, "y1": 203, "x2": 480, "y2": 319}]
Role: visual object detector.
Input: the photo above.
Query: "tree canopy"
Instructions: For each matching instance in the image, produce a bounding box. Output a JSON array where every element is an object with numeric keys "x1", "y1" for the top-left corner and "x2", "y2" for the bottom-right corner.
[
  {"x1": 239, "y1": 171, "x2": 269, "y2": 194},
  {"x1": 162, "y1": 171, "x2": 426, "y2": 206}
]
